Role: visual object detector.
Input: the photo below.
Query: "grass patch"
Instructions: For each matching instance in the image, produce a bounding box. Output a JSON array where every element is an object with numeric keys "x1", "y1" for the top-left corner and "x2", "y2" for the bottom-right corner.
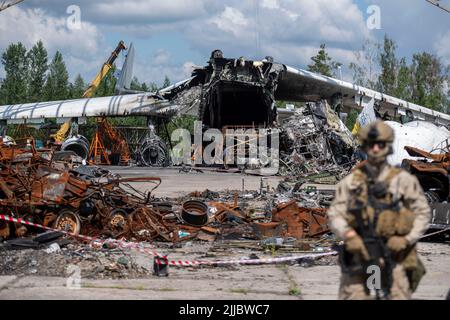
[
  {"x1": 158, "y1": 287, "x2": 177, "y2": 292},
  {"x1": 81, "y1": 284, "x2": 125, "y2": 290},
  {"x1": 289, "y1": 287, "x2": 301, "y2": 296},
  {"x1": 230, "y1": 288, "x2": 248, "y2": 295}
]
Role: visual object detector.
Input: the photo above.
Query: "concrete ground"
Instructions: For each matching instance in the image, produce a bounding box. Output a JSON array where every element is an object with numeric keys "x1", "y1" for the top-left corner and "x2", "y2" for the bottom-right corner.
[
  {"x1": 0, "y1": 167, "x2": 449, "y2": 300},
  {"x1": 102, "y1": 166, "x2": 284, "y2": 198},
  {"x1": 0, "y1": 242, "x2": 448, "y2": 300}
]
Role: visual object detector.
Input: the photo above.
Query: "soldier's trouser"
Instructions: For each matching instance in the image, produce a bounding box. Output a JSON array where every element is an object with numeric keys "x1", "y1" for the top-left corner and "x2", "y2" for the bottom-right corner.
[{"x1": 338, "y1": 264, "x2": 411, "y2": 300}]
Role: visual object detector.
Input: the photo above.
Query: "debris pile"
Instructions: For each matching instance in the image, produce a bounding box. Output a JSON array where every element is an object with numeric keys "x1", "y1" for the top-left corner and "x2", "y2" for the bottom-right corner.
[
  {"x1": 402, "y1": 144, "x2": 450, "y2": 231},
  {"x1": 0, "y1": 242, "x2": 152, "y2": 279},
  {"x1": 0, "y1": 138, "x2": 331, "y2": 248},
  {"x1": 0, "y1": 138, "x2": 168, "y2": 242},
  {"x1": 280, "y1": 100, "x2": 357, "y2": 183},
  {"x1": 252, "y1": 200, "x2": 328, "y2": 240}
]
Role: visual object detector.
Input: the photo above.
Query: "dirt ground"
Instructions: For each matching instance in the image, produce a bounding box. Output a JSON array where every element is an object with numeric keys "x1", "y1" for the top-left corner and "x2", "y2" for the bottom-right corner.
[{"x1": 0, "y1": 168, "x2": 449, "y2": 300}]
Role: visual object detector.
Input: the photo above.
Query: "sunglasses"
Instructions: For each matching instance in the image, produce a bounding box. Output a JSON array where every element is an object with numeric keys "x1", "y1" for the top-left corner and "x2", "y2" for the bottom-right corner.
[{"x1": 367, "y1": 141, "x2": 387, "y2": 149}]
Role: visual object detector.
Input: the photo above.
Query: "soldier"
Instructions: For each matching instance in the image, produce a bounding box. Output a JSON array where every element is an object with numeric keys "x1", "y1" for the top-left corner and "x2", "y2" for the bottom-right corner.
[{"x1": 328, "y1": 121, "x2": 431, "y2": 300}]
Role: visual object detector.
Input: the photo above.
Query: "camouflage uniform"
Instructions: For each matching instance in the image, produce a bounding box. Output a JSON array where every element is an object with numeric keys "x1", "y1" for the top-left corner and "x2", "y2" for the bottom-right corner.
[{"x1": 328, "y1": 121, "x2": 431, "y2": 300}]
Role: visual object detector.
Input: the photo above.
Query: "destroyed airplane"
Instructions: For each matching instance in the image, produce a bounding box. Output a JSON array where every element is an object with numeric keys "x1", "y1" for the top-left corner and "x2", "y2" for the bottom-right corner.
[{"x1": 0, "y1": 47, "x2": 449, "y2": 167}]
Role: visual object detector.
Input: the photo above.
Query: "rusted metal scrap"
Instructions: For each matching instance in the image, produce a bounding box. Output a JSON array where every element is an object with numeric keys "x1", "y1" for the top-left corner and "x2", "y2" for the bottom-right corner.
[
  {"x1": 268, "y1": 200, "x2": 329, "y2": 239},
  {"x1": 402, "y1": 145, "x2": 450, "y2": 202},
  {"x1": 0, "y1": 138, "x2": 175, "y2": 242},
  {"x1": 0, "y1": 138, "x2": 333, "y2": 244},
  {"x1": 402, "y1": 145, "x2": 450, "y2": 231}
]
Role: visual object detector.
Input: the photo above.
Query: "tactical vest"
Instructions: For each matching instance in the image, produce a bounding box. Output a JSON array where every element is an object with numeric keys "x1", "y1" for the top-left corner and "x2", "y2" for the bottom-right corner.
[
  {"x1": 346, "y1": 166, "x2": 425, "y2": 292},
  {"x1": 347, "y1": 166, "x2": 415, "y2": 240}
]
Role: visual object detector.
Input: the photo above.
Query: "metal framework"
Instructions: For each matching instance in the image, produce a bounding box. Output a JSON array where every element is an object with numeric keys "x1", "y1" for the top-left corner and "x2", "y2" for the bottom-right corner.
[{"x1": 0, "y1": 0, "x2": 24, "y2": 12}]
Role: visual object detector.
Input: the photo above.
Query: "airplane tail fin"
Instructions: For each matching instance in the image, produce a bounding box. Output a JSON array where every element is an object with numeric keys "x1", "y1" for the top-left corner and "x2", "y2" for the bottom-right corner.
[{"x1": 115, "y1": 42, "x2": 136, "y2": 94}]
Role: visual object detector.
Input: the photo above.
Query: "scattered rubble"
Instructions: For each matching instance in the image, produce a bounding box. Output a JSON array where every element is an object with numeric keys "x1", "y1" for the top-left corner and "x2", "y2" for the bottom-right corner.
[
  {"x1": 279, "y1": 100, "x2": 357, "y2": 181},
  {"x1": 402, "y1": 144, "x2": 450, "y2": 233},
  {"x1": 0, "y1": 242, "x2": 152, "y2": 279}
]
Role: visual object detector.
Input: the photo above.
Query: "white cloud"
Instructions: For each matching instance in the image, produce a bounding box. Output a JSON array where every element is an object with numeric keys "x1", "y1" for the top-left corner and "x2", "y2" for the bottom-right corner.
[
  {"x1": 261, "y1": 0, "x2": 280, "y2": 10},
  {"x1": 210, "y1": 7, "x2": 249, "y2": 36},
  {"x1": 132, "y1": 49, "x2": 195, "y2": 86},
  {"x1": 434, "y1": 31, "x2": 450, "y2": 65},
  {"x1": 0, "y1": 6, "x2": 107, "y2": 81},
  {"x1": 182, "y1": 62, "x2": 196, "y2": 77},
  {"x1": 153, "y1": 49, "x2": 171, "y2": 65},
  {"x1": 91, "y1": 0, "x2": 207, "y2": 24},
  {"x1": 184, "y1": 0, "x2": 369, "y2": 68}
]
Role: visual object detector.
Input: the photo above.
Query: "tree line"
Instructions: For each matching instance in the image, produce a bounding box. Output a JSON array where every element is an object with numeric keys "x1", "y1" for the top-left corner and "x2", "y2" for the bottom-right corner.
[
  {"x1": 307, "y1": 35, "x2": 450, "y2": 114},
  {"x1": 2, "y1": 36, "x2": 448, "y2": 118},
  {"x1": 0, "y1": 40, "x2": 171, "y2": 105}
]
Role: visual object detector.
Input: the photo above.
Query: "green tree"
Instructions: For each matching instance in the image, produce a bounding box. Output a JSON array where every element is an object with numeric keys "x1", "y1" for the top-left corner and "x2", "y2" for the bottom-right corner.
[
  {"x1": 141, "y1": 82, "x2": 149, "y2": 92},
  {"x1": 130, "y1": 76, "x2": 142, "y2": 91},
  {"x1": 94, "y1": 64, "x2": 117, "y2": 97},
  {"x1": 0, "y1": 42, "x2": 28, "y2": 104},
  {"x1": 308, "y1": 44, "x2": 334, "y2": 77},
  {"x1": 150, "y1": 82, "x2": 158, "y2": 92},
  {"x1": 346, "y1": 109, "x2": 359, "y2": 131},
  {"x1": 393, "y1": 57, "x2": 412, "y2": 101},
  {"x1": 27, "y1": 40, "x2": 48, "y2": 102},
  {"x1": 410, "y1": 52, "x2": 448, "y2": 112},
  {"x1": 44, "y1": 51, "x2": 69, "y2": 101},
  {"x1": 162, "y1": 75, "x2": 171, "y2": 88},
  {"x1": 349, "y1": 39, "x2": 381, "y2": 88},
  {"x1": 378, "y1": 35, "x2": 397, "y2": 95},
  {"x1": 70, "y1": 74, "x2": 86, "y2": 98}
]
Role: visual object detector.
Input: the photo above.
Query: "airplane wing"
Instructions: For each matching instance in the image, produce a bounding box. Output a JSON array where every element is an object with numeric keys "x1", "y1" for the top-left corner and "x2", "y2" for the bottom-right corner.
[
  {"x1": 276, "y1": 65, "x2": 450, "y2": 126},
  {"x1": 0, "y1": 93, "x2": 176, "y2": 124},
  {"x1": 1, "y1": 53, "x2": 448, "y2": 128}
]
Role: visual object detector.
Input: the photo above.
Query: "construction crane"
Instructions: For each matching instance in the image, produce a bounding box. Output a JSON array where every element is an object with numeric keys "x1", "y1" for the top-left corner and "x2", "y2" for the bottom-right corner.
[
  {"x1": 50, "y1": 40, "x2": 131, "y2": 165},
  {"x1": 82, "y1": 40, "x2": 127, "y2": 98},
  {"x1": 84, "y1": 41, "x2": 131, "y2": 166},
  {"x1": 0, "y1": 0, "x2": 24, "y2": 12},
  {"x1": 52, "y1": 41, "x2": 127, "y2": 143}
]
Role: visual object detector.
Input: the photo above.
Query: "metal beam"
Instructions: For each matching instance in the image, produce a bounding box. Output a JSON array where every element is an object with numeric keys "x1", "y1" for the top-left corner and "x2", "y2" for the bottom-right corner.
[
  {"x1": 426, "y1": 0, "x2": 450, "y2": 14},
  {"x1": 0, "y1": 0, "x2": 25, "y2": 13}
]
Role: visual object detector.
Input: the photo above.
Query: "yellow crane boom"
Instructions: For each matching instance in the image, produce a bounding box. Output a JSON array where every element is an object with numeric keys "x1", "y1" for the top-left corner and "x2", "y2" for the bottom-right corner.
[
  {"x1": 82, "y1": 40, "x2": 127, "y2": 98},
  {"x1": 52, "y1": 41, "x2": 127, "y2": 143}
]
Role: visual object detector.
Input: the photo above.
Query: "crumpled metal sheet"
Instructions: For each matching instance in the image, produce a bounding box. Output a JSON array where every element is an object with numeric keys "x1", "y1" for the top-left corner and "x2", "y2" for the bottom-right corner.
[
  {"x1": 280, "y1": 100, "x2": 356, "y2": 180},
  {"x1": 31, "y1": 166, "x2": 70, "y2": 202},
  {"x1": 272, "y1": 200, "x2": 329, "y2": 239}
]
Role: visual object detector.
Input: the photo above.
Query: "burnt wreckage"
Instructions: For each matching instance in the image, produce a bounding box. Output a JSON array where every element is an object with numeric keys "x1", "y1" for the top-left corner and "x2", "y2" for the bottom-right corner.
[
  {"x1": 155, "y1": 50, "x2": 356, "y2": 169},
  {"x1": 195, "y1": 50, "x2": 280, "y2": 128},
  {"x1": 0, "y1": 50, "x2": 358, "y2": 168}
]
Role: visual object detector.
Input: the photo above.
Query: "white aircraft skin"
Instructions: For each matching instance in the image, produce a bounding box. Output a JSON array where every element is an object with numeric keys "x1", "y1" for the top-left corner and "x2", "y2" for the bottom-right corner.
[
  {"x1": 387, "y1": 120, "x2": 450, "y2": 166},
  {"x1": 277, "y1": 66, "x2": 450, "y2": 126},
  {"x1": 0, "y1": 60, "x2": 449, "y2": 125},
  {"x1": 0, "y1": 55, "x2": 448, "y2": 164}
]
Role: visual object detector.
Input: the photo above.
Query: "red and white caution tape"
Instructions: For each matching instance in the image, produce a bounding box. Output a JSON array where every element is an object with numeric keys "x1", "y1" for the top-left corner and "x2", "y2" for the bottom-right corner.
[
  {"x1": 154, "y1": 251, "x2": 337, "y2": 267},
  {"x1": 0, "y1": 214, "x2": 166, "y2": 258},
  {"x1": 1, "y1": 214, "x2": 337, "y2": 268}
]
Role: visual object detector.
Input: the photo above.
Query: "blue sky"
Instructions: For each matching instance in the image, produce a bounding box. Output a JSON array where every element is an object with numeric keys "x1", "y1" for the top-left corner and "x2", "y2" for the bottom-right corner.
[{"x1": 1, "y1": 0, "x2": 449, "y2": 86}]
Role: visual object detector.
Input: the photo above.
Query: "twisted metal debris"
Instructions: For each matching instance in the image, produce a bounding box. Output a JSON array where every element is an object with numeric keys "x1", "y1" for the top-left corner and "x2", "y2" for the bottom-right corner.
[
  {"x1": 0, "y1": 137, "x2": 170, "y2": 241},
  {"x1": 280, "y1": 100, "x2": 357, "y2": 182}
]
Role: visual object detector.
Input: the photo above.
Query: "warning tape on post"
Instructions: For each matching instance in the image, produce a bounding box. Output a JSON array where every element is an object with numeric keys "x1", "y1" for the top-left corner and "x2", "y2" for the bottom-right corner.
[
  {"x1": 154, "y1": 251, "x2": 337, "y2": 267},
  {"x1": 0, "y1": 214, "x2": 166, "y2": 258},
  {"x1": 0, "y1": 214, "x2": 337, "y2": 268}
]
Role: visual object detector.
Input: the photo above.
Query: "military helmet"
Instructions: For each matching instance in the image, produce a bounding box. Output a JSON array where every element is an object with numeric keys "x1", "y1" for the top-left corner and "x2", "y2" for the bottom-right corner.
[{"x1": 358, "y1": 121, "x2": 394, "y2": 144}]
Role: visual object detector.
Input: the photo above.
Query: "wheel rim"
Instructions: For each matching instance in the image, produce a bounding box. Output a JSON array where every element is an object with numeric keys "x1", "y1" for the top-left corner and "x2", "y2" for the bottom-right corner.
[
  {"x1": 54, "y1": 211, "x2": 80, "y2": 234},
  {"x1": 109, "y1": 210, "x2": 128, "y2": 235}
]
